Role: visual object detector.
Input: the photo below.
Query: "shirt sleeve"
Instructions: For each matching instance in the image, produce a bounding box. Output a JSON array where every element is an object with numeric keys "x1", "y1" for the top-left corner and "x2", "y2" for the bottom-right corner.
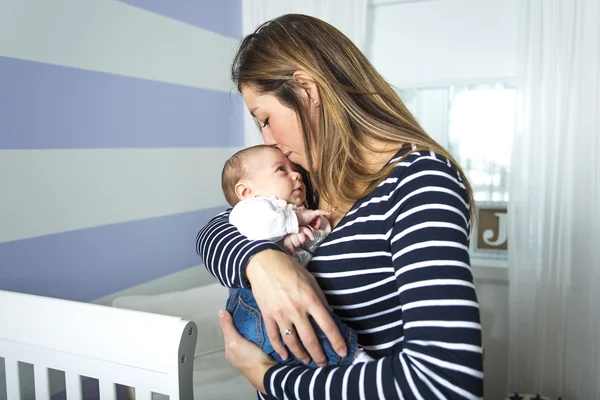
[
  {"x1": 229, "y1": 197, "x2": 300, "y2": 242},
  {"x1": 262, "y1": 157, "x2": 484, "y2": 399},
  {"x1": 196, "y1": 210, "x2": 283, "y2": 288}
]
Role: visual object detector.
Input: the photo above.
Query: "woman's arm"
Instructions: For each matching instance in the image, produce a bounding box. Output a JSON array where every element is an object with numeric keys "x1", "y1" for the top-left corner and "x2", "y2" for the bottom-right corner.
[
  {"x1": 196, "y1": 210, "x2": 347, "y2": 365},
  {"x1": 261, "y1": 158, "x2": 483, "y2": 399},
  {"x1": 195, "y1": 210, "x2": 282, "y2": 288}
]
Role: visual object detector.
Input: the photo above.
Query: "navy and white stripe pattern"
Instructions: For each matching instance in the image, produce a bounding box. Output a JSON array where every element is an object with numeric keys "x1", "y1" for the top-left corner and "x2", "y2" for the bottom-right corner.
[{"x1": 196, "y1": 148, "x2": 483, "y2": 399}]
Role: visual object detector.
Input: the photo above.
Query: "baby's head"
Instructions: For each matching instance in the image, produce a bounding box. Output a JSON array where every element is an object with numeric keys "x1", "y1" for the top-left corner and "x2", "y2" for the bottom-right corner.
[{"x1": 222, "y1": 145, "x2": 306, "y2": 207}]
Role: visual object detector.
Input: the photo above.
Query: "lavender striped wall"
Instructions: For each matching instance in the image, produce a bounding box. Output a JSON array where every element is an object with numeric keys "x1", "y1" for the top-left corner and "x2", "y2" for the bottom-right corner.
[{"x1": 0, "y1": 0, "x2": 243, "y2": 301}]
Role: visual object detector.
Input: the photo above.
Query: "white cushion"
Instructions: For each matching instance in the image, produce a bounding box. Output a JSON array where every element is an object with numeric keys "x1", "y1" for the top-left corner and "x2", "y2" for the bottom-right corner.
[{"x1": 112, "y1": 283, "x2": 229, "y2": 356}]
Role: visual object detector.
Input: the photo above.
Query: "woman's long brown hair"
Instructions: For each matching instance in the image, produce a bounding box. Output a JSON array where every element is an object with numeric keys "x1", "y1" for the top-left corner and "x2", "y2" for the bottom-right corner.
[{"x1": 232, "y1": 14, "x2": 474, "y2": 222}]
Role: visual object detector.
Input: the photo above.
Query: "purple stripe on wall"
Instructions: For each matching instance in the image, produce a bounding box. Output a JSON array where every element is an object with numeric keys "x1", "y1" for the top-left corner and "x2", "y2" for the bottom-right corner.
[
  {"x1": 0, "y1": 207, "x2": 228, "y2": 302},
  {"x1": 119, "y1": 0, "x2": 242, "y2": 39},
  {"x1": 0, "y1": 57, "x2": 245, "y2": 149}
]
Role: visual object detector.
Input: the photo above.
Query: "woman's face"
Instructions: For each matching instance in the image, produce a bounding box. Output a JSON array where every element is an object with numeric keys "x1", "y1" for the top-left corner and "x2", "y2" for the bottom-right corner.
[{"x1": 241, "y1": 86, "x2": 309, "y2": 170}]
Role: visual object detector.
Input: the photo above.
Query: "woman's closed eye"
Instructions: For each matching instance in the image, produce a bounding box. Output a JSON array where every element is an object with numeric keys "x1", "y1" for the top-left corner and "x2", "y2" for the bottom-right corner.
[{"x1": 262, "y1": 118, "x2": 269, "y2": 128}]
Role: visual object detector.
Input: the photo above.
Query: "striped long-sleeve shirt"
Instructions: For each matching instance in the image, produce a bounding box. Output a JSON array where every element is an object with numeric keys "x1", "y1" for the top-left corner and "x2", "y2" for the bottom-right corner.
[{"x1": 196, "y1": 149, "x2": 484, "y2": 399}]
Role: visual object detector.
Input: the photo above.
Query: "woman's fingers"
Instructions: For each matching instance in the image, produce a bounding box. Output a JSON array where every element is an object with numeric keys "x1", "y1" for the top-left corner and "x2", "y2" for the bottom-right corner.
[
  {"x1": 218, "y1": 311, "x2": 239, "y2": 369},
  {"x1": 266, "y1": 315, "x2": 316, "y2": 366},
  {"x1": 279, "y1": 322, "x2": 311, "y2": 365},
  {"x1": 245, "y1": 251, "x2": 344, "y2": 367},
  {"x1": 264, "y1": 316, "x2": 288, "y2": 361},
  {"x1": 309, "y1": 305, "x2": 348, "y2": 358},
  {"x1": 292, "y1": 318, "x2": 327, "y2": 367},
  {"x1": 219, "y1": 309, "x2": 237, "y2": 340},
  {"x1": 218, "y1": 309, "x2": 260, "y2": 367}
]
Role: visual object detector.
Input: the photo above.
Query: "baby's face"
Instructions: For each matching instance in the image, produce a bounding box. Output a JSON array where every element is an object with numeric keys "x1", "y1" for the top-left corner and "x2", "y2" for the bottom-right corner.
[{"x1": 247, "y1": 148, "x2": 306, "y2": 206}]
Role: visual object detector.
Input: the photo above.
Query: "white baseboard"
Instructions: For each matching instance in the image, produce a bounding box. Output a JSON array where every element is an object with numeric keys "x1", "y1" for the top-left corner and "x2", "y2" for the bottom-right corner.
[{"x1": 92, "y1": 264, "x2": 217, "y2": 306}]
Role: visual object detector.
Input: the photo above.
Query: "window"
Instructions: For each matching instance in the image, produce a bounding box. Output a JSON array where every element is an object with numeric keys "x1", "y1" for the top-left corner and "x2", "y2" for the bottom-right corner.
[
  {"x1": 448, "y1": 84, "x2": 515, "y2": 202},
  {"x1": 399, "y1": 83, "x2": 516, "y2": 266}
]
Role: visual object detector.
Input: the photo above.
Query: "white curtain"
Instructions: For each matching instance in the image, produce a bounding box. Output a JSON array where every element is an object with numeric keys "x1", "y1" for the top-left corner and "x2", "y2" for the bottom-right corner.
[
  {"x1": 241, "y1": 0, "x2": 369, "y2": 146},
  {"x1": 508, "y1": 0, "x2": 600, "y2": 399}
]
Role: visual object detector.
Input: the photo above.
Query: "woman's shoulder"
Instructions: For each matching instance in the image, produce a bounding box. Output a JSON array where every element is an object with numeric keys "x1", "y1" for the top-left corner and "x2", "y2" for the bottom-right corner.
[
  {"x1": 367, "y1": 146, "x2": 469, "y2": 206},
  {"x1": 339, "y1": 147, "x2": 469, "y2": 227},
  {"x1": 386, "y1": 146, "x2": 464, "y2": 183}
]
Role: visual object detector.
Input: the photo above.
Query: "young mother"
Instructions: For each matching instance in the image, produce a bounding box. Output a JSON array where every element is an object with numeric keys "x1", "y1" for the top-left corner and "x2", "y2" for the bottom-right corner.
[{"x1": 197, "y1": 14, "x2": 483, "y2": 399}]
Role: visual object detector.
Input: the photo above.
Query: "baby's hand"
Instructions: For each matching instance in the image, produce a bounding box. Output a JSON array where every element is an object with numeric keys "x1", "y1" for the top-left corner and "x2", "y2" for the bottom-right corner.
[
  {"x1": 283, "y1": 226, "x2": 315, "y2": 254},
  {"x1": 309, "y1": 215, "x2": 323, "y2": 230},
  {"x1": 295, "y1": 209, "x2": 330, "y2": 227}
]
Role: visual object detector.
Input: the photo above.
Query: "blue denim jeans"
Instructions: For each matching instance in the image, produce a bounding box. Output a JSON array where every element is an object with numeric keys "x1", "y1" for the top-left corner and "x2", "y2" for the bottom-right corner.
[{"x1": 226, "y1": 288, "x2": 357, "y2": 367}]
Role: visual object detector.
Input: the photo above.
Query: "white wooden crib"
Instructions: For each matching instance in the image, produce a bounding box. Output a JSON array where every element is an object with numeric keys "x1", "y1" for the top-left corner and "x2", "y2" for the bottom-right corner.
[{"x1": 0, "y1": 289, "x2": 197, "y2": 399}]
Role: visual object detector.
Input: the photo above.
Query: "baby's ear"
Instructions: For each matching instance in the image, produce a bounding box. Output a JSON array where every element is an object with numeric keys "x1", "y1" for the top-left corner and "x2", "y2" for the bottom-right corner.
[{"x1": 234, "y1": 181, "x2": 253, "y2": 201}]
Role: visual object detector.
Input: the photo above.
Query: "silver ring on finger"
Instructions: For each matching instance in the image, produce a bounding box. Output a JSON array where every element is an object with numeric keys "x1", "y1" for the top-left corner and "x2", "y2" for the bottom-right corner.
[{"x1": 282, "y1": 328, "x2": 294, "y2": 336}]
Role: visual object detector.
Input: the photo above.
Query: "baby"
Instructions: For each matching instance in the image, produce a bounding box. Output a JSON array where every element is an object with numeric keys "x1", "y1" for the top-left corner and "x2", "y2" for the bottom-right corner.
[
  {"x1": 222, "y1": 145, "x2": 330, "y2": 265},
  {"x1": 221, "y1": 145, "x2": 370, "y2": 367}
]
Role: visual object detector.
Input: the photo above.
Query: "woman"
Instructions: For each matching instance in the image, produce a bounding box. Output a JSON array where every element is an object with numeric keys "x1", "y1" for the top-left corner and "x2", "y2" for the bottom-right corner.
[{"x1": 197, "y1": 14, "x2": 483, "y2": 399}]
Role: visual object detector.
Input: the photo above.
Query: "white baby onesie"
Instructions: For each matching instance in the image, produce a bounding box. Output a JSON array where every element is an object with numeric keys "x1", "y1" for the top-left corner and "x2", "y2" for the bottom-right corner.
[{"x1": 229, "y1": 196, "x2": 331, "y2": 266}]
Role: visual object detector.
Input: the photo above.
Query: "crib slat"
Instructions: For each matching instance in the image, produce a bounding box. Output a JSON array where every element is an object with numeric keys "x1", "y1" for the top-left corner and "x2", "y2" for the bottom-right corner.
[
  {"x1": 99, "y1": 379, "x2": 116, "y2": 400},
  {"x1": 65, "y1": 372, "x2": 83, "y2": 400},
  {"x1": 34, "y1": 365, "x2": 51, "y2": 400},
  {"x1": 5, "y1": 358, "x2": 21, "y2": 399}
]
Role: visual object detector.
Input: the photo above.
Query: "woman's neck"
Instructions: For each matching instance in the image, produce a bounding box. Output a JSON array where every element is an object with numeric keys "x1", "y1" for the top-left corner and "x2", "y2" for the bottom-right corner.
[
  {"x1": 318, "y1": 140, "x2": 402, "y2": 228},
  {"x1": 318, "y1": 198, "x2": 349, "y2": 228}
]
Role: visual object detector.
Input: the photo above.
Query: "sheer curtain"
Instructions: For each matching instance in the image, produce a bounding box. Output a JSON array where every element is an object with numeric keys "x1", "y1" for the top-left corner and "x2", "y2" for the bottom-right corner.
[
  {"x1": 508, "y1": 0, "x2": 600, "y2": 398},
  {"x1": 241, "y1": 0, "x2": 368, "y2": 146}
]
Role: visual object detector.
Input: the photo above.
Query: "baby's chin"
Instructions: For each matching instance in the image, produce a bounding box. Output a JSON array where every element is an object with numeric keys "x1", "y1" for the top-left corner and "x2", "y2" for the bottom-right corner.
[{"x1": 288, "y1": 196, "x2": 306, "y2": 207}]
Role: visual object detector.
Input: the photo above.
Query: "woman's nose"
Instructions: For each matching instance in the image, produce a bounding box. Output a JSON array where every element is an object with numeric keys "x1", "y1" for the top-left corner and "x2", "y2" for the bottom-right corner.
[{"x1": 261, "y1": 129, "x2": 277, "y2": 147}]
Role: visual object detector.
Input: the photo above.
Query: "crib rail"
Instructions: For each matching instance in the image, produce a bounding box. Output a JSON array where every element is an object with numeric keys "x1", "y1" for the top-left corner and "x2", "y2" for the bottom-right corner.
[{"x1": 0, "y1": 290, "x2": 197, "y2": 399}]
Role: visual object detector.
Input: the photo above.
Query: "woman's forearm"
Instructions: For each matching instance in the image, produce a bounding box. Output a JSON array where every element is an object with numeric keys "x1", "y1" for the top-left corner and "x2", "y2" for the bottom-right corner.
[
  {"x1": 196, "y1": 210, "x2": 282, "y2": 288},
  {"x1": 245, "y1": 249, "x2": 295, "y2": 284}
]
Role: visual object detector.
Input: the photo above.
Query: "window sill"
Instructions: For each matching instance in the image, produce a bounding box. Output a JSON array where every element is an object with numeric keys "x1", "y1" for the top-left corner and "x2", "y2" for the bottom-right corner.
[{"x1": 471, "y1": 259, "x2": 508, "y2": 284}]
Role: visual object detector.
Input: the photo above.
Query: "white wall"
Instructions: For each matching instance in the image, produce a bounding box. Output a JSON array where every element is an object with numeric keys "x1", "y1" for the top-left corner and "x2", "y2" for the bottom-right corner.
[
  {"x1": 368, "y1": 0, "x2": 518, "y2": 87},
  {"x1": 474, "y1": 269, "x2": 509, "y2": 399}
]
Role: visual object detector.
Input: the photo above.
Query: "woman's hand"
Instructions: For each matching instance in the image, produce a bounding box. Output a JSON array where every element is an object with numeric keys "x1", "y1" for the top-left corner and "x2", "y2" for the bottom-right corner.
[
  {"x1": 219, "y1": 310, "x2": 277, "y2": 394},
  {"x1": 245, "y1": 250, "x2": 347, "y2": 367}
]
